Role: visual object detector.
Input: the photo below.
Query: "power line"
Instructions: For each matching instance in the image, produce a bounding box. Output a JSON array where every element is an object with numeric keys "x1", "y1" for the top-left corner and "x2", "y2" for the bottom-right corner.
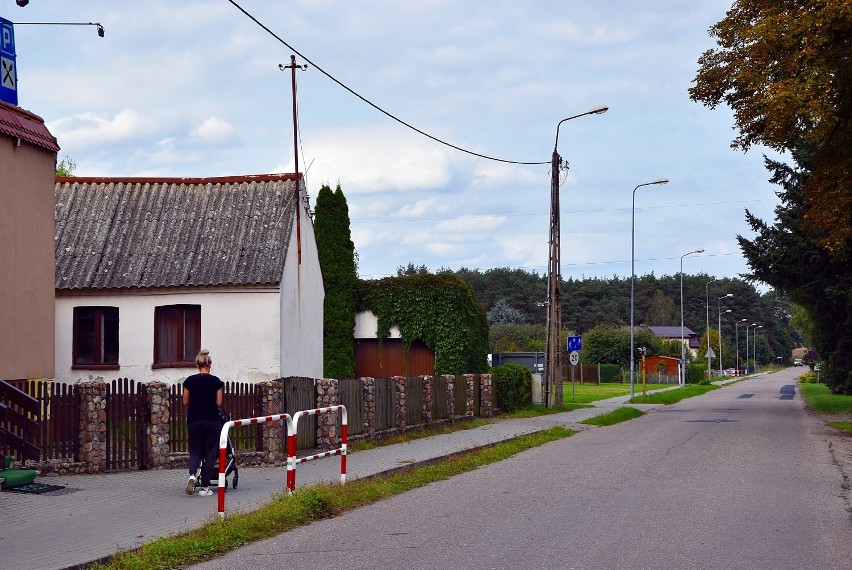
[
  {"x1": 349, "y1": 197, "x2": 778, "y2": 224},
  {"x1": 226, "y1": 0, "x2": 548, "y2": 166}
]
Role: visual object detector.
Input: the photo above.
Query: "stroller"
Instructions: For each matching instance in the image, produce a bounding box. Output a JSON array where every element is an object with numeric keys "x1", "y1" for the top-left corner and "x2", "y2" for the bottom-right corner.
[{"x1": 194, "y1": 407, "x2": 239, "y2": 491}]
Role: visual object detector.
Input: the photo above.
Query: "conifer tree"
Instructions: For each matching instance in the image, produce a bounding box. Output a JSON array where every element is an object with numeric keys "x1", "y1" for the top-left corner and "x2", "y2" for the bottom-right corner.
[{"x1": 314, "y1": 184, "x2": 357, "y2": 379}]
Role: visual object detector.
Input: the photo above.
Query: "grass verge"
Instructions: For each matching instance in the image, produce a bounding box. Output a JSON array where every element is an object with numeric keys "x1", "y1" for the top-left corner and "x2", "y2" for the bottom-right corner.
[
  {"x1": 827, "y1": 421, "x2": 852, "y2": 435},
  {"x1": 799, "y1": 382, "x2": 852, "y2": 415},
  {"x1": 629, "y1": 384, "x2": 718, "y2": 405},
  {"x1": 581, "y1": 407, "x2": 644, "y2": 426},
  {"x1": 564, "y1": 382, "x2": 677, "y2": 404},
  {"x1": 90, "y1": 426, "x2": 575, "y2": 570},
  {"x1": 499, "y1": 402, "x2": 591, "y2": 418}
]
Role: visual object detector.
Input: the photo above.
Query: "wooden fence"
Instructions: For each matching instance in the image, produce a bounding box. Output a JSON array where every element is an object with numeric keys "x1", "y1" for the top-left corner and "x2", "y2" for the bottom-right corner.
[
  {"x1": 339, "y1": 378, "x2": 364, "y2": 436},
  {"x1": 0, "y1": 380, "x2": 79, "y2": 463},
  {"x1": 106, "y1": 378, "x2": 148, "y2": 470}
]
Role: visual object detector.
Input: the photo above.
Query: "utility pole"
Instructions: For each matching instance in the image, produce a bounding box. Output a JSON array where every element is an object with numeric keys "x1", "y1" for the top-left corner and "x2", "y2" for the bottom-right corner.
[
  {"x1": 545, "y1": 146, "x2": 564, "y2": 408},
  {"x1": 280, "y1": 55, "x2": 307, "y2": 264}
]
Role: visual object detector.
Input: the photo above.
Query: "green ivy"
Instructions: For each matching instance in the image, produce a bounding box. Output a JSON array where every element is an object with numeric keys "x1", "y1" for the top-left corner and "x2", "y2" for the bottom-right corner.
[{"x1": 357, "y1": 274, "x2": 489, "y2": 374}]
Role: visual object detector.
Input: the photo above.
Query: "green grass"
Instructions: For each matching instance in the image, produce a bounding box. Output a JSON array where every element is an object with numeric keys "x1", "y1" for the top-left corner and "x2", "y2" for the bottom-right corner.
[
  {"x1": 90, "y1": 426, "x2": 575, "y2": 570},
  {"x1": 580, "y1": 407, "x2": 644, "y2": 426},
  {"x1": 499, "y1": 402, "x2": 591, "y2": 418},
  {"x1": 629, "y1": 384, "x2": 718, "y2": 404},
  {"x1": 562, "y1": 382, "x2": 677, "y2": 404},
  {"x1": 799, "y1": 382, "x2": 852, "y2": 414},
  {"x1": 827, "y1": 421, "x2": 852, "y2": 435}
]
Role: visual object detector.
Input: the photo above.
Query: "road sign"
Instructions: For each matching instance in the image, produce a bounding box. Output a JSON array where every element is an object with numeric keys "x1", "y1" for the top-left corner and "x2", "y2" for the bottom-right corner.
[
  {"x1": 705, "y1": 348, "x2": 716, "y2": 359},
  {"x1": 569, "y1": 351, "x2": 580, "y2": 366},
  {"x1": 0, "y1": 18, "x2": 17, "y2": 105},
  {"x1": 567, "y1": 336, "x2": 582, "y2": 352}
]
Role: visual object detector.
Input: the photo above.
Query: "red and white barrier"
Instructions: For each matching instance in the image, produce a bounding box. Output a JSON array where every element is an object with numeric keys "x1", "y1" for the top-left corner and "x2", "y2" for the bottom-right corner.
[
  {"x1": 216, "y1": 405, "x2": 347, "y2": 518},
  {"x1": 290, "y1": 405, "x2": 348, "y2": 492}
]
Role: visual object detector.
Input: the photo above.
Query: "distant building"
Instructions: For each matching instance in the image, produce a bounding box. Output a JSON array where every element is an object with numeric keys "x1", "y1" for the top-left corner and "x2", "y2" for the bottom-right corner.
[{"x1": 634, "y1": 325, "x2": 701, "y2": 358}]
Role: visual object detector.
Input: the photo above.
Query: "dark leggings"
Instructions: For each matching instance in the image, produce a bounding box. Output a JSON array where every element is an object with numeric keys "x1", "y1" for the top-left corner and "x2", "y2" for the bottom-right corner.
[{"x1": 188, "y1": 420, "x2": 220, "y2": 487}]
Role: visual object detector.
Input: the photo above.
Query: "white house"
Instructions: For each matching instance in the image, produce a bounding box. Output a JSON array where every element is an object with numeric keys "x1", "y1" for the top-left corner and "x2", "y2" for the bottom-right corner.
[{"x1": 54, "y1": 174, "x2": 323, "y2": 386}]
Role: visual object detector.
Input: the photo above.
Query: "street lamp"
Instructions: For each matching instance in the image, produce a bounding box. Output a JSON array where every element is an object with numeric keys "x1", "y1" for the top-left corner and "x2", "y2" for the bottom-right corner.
[
  {"x1": 705, "y1": 278, "x2": 718, "y2": 379},
  {"x1": 734, "y1": 318, "x2": 748, "y2": 373},
  {"x1": 11, "y1": 21, "x2": 105, "y2": 37},
  {"x1": 679, "y1": 249, "x2": 704, "y2": 386},
  {"x1": 629, "y1": 177, "x2": 669, "y2": 400},
  {"x1": 752, "y1": 325, "x2": 764, "y2": 371},
  {"x1": 717, "y1": 293, "x2": 733, "y2": 376},
  {"x1": 544, "y1": 105, "x2": 608, "y2": 408},
  {"x1": 746, "y1": 322, "x2": 758, "y2": 373}
]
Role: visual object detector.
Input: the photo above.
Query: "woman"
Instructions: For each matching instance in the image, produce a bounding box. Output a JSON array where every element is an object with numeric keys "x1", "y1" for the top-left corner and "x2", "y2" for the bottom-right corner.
[{"x1": 183, "y1": 349, "x2": 224, "y2": 496}]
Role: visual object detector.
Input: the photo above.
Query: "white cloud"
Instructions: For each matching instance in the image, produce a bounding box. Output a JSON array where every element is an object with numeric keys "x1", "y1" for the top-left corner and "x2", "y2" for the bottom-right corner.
[
  {"x1": 47, "y1": 109, "x2": 155, "y2": 149},
  {"x1": 192, "y1": 117, "x2": 236, "y2": 143},
  {"x1": 435, "y1": 215, "x2": 508, "y2": 233},
  {"x1": 396, "y1": 198, "x2": 451, "y2": 218}
]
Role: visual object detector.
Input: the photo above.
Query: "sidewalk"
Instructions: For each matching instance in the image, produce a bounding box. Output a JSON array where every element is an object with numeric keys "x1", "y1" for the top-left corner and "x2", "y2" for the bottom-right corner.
[{"x1": 3, "y1": 395, "x2": 661, "y2": 570}]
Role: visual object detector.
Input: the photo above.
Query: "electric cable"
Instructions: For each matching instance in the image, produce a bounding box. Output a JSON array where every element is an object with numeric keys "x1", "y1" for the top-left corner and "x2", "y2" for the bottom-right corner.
[{"x1": 227, "y1": 0, "x2": 548, "y2": 166}]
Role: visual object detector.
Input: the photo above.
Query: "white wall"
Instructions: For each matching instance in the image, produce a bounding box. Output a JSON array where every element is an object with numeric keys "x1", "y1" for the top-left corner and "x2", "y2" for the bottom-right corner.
[
  {"x1": 279, "y1": 188, "x2": 325, "y2": 379},
  {"x1": 55, "y1": 289, "x2": 281, "y2": 385},
  {"x1": 354, "y1": 311, "x2": 401, "y2": 339}
]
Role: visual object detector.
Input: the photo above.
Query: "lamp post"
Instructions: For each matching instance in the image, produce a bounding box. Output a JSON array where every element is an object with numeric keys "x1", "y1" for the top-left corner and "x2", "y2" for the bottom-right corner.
[
  {"x1": 629, "y1": 177, "x2": 669, "y2": 400},
  {"x1": 705, "y1": 278, "x2": 718, "y2": 379},
  {"x1": 679, "y1": 249, "x2": 704, "y2": 385},
  {"x1": 752, "y1": 325, "x2": 763, "y2": 371},
  {"x1": 544, "y1": 105, "x2": 608, "y2": 408},
  {"x1": 734, "y1": 318, "x2": 748, "y2": 373},
  {"x1": 11, "y1": 21, "x2": 105, "y2": 37},
  {"x1": 717, "y1": 293, "x2": 733, "y2": 377},
  {"x1": 746, "y1": 322, "x2": 758, "y2": 373}
]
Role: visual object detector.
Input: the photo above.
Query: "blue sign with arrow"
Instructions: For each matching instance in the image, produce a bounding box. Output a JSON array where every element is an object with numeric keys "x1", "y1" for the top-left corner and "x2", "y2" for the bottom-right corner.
[{"x1": 1, "y1": 18, "x2": 17, "y2": 105}]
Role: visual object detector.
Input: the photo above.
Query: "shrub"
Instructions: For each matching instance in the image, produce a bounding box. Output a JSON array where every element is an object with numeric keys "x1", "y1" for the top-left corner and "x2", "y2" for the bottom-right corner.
[
  {"x1": 599, "y1": 364, "x2": 621, "y2": 383},
  {"x1": 686, "y1": 363, "x2": 706, "y2": 384},
  {"x1": 492, "y1": 362, "x2": 532, "y2": 412},
  {"x1": 799, "y1": 370, "x2": 819, "y2": 383}
]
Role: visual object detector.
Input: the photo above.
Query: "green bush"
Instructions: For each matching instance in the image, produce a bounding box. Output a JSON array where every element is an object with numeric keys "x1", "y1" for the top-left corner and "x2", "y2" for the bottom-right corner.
[
  {"x1": 798, "y1": 370, "x2": 819, "y2": 383},
  {"x1": 599, "y1": 364, "x2": 621, "y2": 383},
  {"x1": 686, "y1": 363, "x2": 706, "y2": 384},
  {"x1": 492, "y1": 362, "x2": 532, "y2": 413}
]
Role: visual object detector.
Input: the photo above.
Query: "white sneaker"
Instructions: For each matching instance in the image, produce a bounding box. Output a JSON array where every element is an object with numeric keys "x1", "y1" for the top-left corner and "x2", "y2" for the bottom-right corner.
[
  {"x1": 185, "y1": 475, "x2": 196, "y2": 495},
  {"x1": 198, "y1": 487, "x2": 213, "y2": 496}
]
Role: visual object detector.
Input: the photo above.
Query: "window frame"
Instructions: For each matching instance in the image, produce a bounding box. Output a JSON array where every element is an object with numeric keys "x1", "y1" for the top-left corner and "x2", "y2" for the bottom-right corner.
[
  {"x1": 153, "y1": 304, "x2": 201, "y2": 369},
  {"x1": 72, "y1": 306, "x2": 120, "y2": 370}
]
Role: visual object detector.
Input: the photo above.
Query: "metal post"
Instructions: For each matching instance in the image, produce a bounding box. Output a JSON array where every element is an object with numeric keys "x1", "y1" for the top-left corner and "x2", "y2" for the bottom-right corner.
[
  {"x1": 705, "y1": 278, "x2": 717, "y2": 380},
  {"x1": 679, "y1": 249, "x2": 703, "y2": 386}
]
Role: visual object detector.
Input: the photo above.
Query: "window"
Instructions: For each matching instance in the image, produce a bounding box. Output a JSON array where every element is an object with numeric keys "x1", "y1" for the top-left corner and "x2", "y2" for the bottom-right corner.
[
  {"x1": 73, "y1": 306, "x2": 119, "y2": 369},
  {"x1": 153, "y1": 304, "x2": 201, "y2": 368}
]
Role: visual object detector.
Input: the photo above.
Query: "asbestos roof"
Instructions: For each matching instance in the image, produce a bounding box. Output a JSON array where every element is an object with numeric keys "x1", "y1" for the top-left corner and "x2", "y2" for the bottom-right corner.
[
  {"x1": 55, "y1": 174, "x2": 299, "y2": 290},
  {"x1": 0, "y1": 100, "x2": 60, "y2": 153},
  {"x1": 645, "y1": 326, "x2": 699, "y2": 338}
]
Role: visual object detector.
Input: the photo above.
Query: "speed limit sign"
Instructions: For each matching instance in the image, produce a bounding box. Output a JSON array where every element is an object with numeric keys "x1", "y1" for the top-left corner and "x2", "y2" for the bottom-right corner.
[{"x1": 569, "y1": 350, "x2": 580, "y2": 366}]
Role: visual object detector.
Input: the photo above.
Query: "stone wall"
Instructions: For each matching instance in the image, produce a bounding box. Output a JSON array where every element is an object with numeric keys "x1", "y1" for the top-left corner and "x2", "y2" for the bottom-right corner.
[{"x1": 27, "y1": 374, "x2": 495, "y2": 474}]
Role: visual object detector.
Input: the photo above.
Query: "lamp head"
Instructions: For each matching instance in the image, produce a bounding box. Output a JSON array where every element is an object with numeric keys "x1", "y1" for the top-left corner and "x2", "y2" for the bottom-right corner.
[
  {"x1": 589, "y1": 105, "x2": 609, "y2": 115},
  {"x1": 723, "y1": 309, "x2": 732, "y2": 313},
  {"x1": 95, "y1": 23, "x2": 104, "y2": 37},
  {"x1": 653, "y1": 178, "x2": 669, "y2": 185},
  {"x1": 696, "y1": 248, "x2": 705, "y2": 254},
  {"x1": 16, "y1": 0, "x2": 29, "y2": 6},
  {"x1": 740, "y1": 318, "x2": 748, "y2": 322}
]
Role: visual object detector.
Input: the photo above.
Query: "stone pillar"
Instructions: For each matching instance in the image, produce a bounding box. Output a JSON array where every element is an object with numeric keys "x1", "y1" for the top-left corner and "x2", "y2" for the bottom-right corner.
[
  {"x1": 362, "y1": 377, "x2": 375, "y2": 436},
  {"x1": 422, "y1": 375, "x2": 433, "y2": 426},
  {"x1": 259, "y1": 381, "x2": 285, "y2": 466},
  {"x1": 479, "y1": 374, "x2": 494, "y2": 417},
  {"x1": 445, "y1": 374, "x2": 457, "y2": 420},
  {"x1": 77, "y1": 381, "x2": 107, "y2": 473},
  {"x1": 393, "y1": 376, "x2": 406, "y2": 431},
  {"x1": 145, "y1": 382, "x2": 170, "y2": 469},
  {"x1": 316, "y1": 378, "x2": 339, "y2": 449},
  {"x1": 464, "y1": 374, "x2": 476, "y2": 417}
]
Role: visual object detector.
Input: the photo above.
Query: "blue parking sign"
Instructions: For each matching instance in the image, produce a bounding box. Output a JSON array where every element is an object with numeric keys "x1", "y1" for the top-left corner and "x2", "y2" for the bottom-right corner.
[
  {"x1": 1, "y1": 18, "x2": 17, "y2": 105},
  {"x1": 567, "y1": 336, "x2": 582, "y2": 351}
]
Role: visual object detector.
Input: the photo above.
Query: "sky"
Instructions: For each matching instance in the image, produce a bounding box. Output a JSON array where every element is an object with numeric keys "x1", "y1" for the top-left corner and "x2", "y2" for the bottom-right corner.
[{"x1": 5, "y1": 0, "x2": 783, "y2": 286}]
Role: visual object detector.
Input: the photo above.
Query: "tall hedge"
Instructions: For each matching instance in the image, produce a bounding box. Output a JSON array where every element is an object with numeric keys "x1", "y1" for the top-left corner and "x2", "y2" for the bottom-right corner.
[
  {"x1": 492, "y1": 362, "x2": 532, "y2": 412},
  {"x1": 357, "y1": 274, "x2": 489, "y2": 375},
  {"x1": 314, "y1": 184, "x2": 357, "y2": 379}
]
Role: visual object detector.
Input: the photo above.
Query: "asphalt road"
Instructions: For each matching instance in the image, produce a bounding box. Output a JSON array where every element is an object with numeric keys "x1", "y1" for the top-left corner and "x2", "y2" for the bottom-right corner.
[{"x1": 191, "y1": 368, "x2": 852, "y2": 570}]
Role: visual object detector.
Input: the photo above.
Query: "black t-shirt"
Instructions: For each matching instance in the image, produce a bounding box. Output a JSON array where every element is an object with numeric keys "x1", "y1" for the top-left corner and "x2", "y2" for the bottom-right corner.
[{"x1": 184, "y1": 373, "x2": 224, "y2": 422}]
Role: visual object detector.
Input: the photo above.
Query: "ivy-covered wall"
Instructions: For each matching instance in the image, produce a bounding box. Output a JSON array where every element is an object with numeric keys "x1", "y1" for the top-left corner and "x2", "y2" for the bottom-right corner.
[{"x1": 357, "y1": 274, "x2": 489, "y2": 374}]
